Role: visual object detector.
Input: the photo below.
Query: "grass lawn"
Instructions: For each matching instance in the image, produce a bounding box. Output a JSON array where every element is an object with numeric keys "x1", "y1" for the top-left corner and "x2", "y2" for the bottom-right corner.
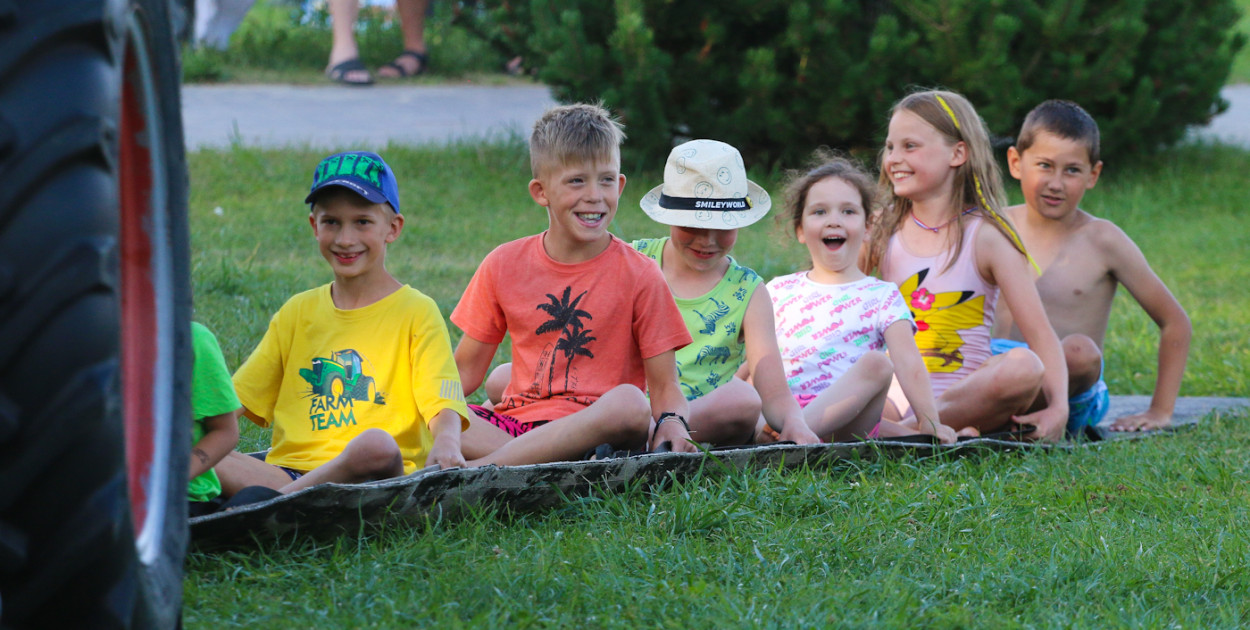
[
  {"x1": 1234, "y1": 0, "x2": 1250, "y2": 83},
  {"x1": 183, "y1": 140, "x2": 1249, "y2": 627}
]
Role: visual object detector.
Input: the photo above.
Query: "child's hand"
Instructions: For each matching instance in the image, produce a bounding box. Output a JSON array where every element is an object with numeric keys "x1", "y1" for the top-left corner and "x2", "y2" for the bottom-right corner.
[
  {"x1": 779, "y1": 420, "x2": 821, "y2": 446},
  {"x1": 1109, "y1": 409, "x2": 1172, "y2": 432},
  {"x1": 425, "y1": 434, "x2": 467, "y2": 469},
  {"x1": 1013, "y1": 404, "x2": 1067, "y2": 443},
  {"x1": 928, "y1": 423, "x2": 958, "y2": 445},
  {"x1": 653, "y1": 419, "x2": 699, "y2": 453}
]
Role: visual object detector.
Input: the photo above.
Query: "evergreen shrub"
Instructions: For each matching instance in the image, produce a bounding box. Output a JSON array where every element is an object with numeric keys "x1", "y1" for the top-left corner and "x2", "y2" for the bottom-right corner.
[{"x1": 455, "y1": 0, "x2": 1244, "y2": 166}]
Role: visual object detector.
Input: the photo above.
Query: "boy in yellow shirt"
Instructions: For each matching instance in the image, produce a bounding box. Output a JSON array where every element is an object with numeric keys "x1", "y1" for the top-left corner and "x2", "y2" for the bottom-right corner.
[{"x1": 216, "y1": 151, "x2": 469, "y2": 499}]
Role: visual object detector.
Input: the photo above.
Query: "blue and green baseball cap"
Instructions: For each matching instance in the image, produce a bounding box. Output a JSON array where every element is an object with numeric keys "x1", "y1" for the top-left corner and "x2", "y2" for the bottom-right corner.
[{"x1": 305, "y1": 151, "x2": 401, "y2": 214}]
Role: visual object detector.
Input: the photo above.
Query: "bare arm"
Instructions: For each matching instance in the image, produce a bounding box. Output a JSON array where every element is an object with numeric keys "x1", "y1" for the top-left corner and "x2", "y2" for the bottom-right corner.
[
  {"x1": 740, "y1": 286, "x2": 819, "y2": 444},
  {"x1": 644, "y1": 350, "x2": 695, "y2": 452},
  {"x1": 982, "y1": 229, "x2": 1068, "y2": 441},
  {"x1": 190, "y1": 408, "x2": 241, "y2": 479},
  {"x1": 453, "y1": 334, "x2": 499, "y2": 397},
  {"x1": 882, "y1": 320, "x2": 956, "y2": 443},
  {"x1": 1104, "y1": 229, "x2": 1191, "y2": 430},
  {"x1": 425, "y1": 407, "x2": 468, "y2": 468}
]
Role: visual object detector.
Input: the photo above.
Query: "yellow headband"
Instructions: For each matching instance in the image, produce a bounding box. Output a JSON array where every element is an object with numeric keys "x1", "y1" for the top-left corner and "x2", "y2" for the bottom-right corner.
[{"x1": 933, "y1": 95, "x2": 1040, "y2": 275}]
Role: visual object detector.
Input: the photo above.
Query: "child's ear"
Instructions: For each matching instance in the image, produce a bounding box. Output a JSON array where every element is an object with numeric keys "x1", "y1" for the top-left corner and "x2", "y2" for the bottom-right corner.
[
  {"x1": 1087, "y1": 160, "x2": 1103, "y2": 189},
  {"x1": 949, "y1": 141, "x2": 968, "y2": 168},
  {"x1": 1006, "y1": 146, "x2": 1023, "y2": 180},
  {"x1": 528, "y1": 178, "x2": 549, "y2": 207},
  {"x1": 308, "y1": 212, "x2": 317, "y2": 232},
  {"x1": 385, "y1": 213, "x2": 404, "y2": 243}
]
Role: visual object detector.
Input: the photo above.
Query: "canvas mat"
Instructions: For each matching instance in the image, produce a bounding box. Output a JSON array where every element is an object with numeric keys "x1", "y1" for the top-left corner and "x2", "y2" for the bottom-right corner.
[{"x1": 190, "y1": 396, "x2": 1247, "y2": 551}]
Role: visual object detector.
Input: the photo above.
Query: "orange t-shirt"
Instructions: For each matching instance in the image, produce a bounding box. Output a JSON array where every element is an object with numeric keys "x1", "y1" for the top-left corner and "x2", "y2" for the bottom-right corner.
[{"x1": 452, "y1": 233, "x2": 691, "y2": 423}]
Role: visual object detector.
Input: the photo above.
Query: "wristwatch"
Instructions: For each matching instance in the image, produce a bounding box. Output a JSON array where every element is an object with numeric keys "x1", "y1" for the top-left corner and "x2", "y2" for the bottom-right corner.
[{"x1": 656, "y1": 412, "x2": 690, "y2": 433}]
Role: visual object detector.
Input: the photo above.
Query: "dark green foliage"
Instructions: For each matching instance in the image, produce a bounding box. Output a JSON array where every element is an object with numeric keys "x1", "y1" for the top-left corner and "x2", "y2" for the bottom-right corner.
[{"x1": 454, "y1": 0, "x2": 1244, "y2": 166}]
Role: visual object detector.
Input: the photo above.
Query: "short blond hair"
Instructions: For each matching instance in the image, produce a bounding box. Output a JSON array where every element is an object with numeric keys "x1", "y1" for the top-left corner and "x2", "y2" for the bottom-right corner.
[{"x1": 529, "y1": 103, "x2": 625, "y2": 178}]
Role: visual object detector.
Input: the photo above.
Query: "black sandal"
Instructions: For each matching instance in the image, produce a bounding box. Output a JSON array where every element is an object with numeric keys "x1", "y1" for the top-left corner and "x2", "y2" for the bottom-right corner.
[
  {"x1": 326, "y1": 57, "x2": 374, "y2": 86},
  {"x1": 379, "y1": 49, "x2": 428, "y2": 78}
]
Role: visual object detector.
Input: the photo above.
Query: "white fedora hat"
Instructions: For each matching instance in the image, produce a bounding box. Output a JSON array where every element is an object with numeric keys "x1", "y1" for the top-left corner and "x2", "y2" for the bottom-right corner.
[{"x1": 639, "y1": 139, "x2": 770, "y2": 229}]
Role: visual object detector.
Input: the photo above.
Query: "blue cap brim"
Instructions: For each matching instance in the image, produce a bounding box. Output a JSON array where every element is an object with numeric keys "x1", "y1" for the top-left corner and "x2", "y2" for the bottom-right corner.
[{"x1": 304, "y1": 179, "x2": 391, "y2": 208}]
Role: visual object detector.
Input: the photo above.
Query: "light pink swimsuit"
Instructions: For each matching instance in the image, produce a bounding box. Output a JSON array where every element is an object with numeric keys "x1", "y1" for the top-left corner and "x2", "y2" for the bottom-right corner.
[{"x1": 880, "y1": 217, "x2": 998, "y2": 397}]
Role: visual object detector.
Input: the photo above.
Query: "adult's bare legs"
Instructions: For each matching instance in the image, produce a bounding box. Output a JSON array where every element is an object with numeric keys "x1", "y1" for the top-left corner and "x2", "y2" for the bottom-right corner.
[{"x1": 377, "y1": 0, "x2": 429, "y2": 77}]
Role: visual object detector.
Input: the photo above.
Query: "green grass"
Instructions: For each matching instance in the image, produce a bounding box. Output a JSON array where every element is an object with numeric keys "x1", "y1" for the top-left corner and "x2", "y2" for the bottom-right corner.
[
  {"x1": 184, "y1": 140, "x2": 1249, "y2": 626},
  {"x1": 1232, "y1": 0, "x2": 1250, "y2": 83}
]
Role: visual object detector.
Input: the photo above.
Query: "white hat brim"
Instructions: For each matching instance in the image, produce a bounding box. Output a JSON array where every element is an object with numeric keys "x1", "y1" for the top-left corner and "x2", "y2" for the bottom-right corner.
[{"x1": 639, "y1": 180, "x2": 771, "y2": 229}]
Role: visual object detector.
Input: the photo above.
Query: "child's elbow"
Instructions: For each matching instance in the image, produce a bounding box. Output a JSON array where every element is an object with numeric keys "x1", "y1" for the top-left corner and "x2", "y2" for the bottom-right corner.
[{"x1": 1170, "y1": 309, "x2": 1193, "y2": 343}]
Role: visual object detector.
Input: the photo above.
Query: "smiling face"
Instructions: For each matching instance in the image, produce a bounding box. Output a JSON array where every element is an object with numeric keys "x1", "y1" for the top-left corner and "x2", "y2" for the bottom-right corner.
[
  {"x1": 669, "y1": 225, "x2": 737, "y2": 274},
  {"x1": 530, "y1": 155, "x2": 625, "y2": 262},
  {"x1": 309, "y1": 190, "x2": 402, "y2": 282},
  {"x1": 882, "y1": 110, "x2": 966, "y2": 206},
  {"x1": 797, "y1": 176, "x2": 867, "y2": 284},
  {"x1": 1007, "y1": 130, "x2": 1102, "y2": 222}
]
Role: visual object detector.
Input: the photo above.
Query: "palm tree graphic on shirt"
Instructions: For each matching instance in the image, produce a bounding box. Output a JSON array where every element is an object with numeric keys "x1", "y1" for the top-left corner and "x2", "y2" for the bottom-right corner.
[{"x1": 535, "y1": 286, "x2": 595, "y2": 395}]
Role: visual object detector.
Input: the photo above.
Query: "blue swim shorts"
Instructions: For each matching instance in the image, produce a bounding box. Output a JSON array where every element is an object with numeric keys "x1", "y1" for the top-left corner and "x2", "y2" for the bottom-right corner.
[{"x1": 990, "y1": 338, "x2": 1110, "y2": 436}]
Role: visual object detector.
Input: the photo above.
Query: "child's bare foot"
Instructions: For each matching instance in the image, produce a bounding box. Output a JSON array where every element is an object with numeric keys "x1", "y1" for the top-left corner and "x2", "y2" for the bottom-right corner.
[
  {"x1": 753, "y1": 417, "x2": 780, "y2": 444},
  {"x1": 779, "y1": 422, "x2": 821, "y2": 445},
  {"x1": 956, "y1": 426, "x2": 980, "y2": 438}
]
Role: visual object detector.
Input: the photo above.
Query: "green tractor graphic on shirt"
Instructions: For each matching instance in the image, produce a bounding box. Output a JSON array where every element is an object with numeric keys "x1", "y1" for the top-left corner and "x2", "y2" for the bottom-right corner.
[{"x1": 299, "y1": 349, "x2": 385, "y2": 404}]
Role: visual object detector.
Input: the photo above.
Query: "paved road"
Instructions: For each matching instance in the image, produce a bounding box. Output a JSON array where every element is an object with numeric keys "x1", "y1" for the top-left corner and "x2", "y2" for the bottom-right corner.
[
  {"x1": 182, "y1": 83, "x2": 556, "y2": 150},
  {"x1": 1195, "y1": 84, "x2": 1250, "y2": 146},
  {"x1": 181, "y1": 83, "x2": 1250, "y2": 150}
]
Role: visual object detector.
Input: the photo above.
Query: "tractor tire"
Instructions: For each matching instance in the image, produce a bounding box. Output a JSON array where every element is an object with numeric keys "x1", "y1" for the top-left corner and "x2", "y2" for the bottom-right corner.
[
  {"x1": 0, "y1": 1, "x2": 192, "y2": 628},
  {"x1": 352, "y1": 376, "x2": 375, "y2": 402}
]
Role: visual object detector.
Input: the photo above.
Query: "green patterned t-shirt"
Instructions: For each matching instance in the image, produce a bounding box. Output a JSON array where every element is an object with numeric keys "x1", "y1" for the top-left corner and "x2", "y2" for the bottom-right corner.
[{"x1": 632, "y1": 237, "x2": 762, "y2": 401}]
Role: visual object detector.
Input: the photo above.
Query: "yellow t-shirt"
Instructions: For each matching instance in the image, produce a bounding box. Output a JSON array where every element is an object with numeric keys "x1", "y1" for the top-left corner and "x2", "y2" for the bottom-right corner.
[{"x1": 233, "y1": 284, "x2": 469, "y2": 474}]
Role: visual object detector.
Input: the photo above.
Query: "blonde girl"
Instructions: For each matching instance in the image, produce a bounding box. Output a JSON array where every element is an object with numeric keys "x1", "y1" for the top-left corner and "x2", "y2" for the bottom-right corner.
[
  {"x1": 864, "y1": 89, "x2": 1068, "y2": 441},
  {"x1": 766, "y1": 154, "x2": 960, "y2": 444}
]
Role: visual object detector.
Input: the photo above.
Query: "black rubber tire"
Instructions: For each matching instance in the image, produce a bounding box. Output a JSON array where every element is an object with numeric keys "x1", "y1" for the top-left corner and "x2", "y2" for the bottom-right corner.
[
  {"x1": 0, "y1": 1, "x2": 191, "y2": 628},
  {"x1": 352, "y1": 376, "x2": 375, "y2": 402}
]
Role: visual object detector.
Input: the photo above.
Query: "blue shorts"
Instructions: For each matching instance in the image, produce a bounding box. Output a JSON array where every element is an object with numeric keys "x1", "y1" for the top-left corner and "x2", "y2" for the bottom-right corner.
[
  {"x1": 990, "y1": 338, "x2": 1110, "y2": 436},
  {"x1": 246, "y1": 451, "x2": 306, "y2": 482}
]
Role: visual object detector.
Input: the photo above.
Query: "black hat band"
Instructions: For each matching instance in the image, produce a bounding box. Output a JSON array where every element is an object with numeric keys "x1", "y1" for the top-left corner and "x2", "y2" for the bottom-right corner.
[{"x1": 658, "y1": 193, "x2": 753, "y2": 211}]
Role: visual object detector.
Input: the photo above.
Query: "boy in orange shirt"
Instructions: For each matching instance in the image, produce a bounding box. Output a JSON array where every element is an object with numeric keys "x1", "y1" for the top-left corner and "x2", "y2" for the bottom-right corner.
[{"x1": 452, "y1": 104, "x2": 693, "y2": 465}]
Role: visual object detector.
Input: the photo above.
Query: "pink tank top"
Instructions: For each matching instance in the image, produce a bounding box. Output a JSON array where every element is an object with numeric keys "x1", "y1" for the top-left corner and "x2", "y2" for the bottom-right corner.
[{"x1": 881, "y1": 217, "x2": 998, "y2": 396}]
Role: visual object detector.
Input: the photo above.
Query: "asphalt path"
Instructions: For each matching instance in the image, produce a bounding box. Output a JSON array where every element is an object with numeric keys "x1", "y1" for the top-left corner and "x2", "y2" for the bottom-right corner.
[
  {"x1": 181, "y1": 83, "x2": 556, "y2": 150},
  {"x1": 181, "y1": 82, "x2": 1250, "y2": 150}
]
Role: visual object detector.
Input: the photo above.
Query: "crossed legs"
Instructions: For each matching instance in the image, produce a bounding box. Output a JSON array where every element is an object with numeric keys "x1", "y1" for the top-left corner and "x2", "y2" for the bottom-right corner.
[{"x1": 216, "y1": 427, "x2": 405, "y2": 497}]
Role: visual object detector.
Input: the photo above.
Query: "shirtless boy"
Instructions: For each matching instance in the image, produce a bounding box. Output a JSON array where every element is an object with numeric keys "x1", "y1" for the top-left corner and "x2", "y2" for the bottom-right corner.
[{"x1": 995, "y1": 100, "x2": 1191, "y2": 434}]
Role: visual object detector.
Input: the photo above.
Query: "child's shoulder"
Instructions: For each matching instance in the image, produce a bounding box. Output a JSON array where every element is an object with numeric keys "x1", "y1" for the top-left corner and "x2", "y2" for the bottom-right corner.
[
  {"x1": 1071, "y1": 212, "x2": 1134, "y2": 248},
  {"x1": 725, "y1": 255, "x2": 761, "y2": 286},
  {"x1": 485, "y1": 233, "x2": 543, "y2": 260},
  {"x1": 766, "y1": 270, "x2": 807, "y2": 288},
  {"x1": 276, "y1": 283, "x2": 333, "y2": 313},
  {"x1": 630, "y1": 236, "x2": 666, "y2": 257}
]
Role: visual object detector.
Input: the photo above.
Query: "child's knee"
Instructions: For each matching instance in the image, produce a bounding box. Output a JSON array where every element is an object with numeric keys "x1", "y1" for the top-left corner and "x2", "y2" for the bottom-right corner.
[
  {"x1": 1062, "y1": 334, "x2": 1102, "y2": 381},
  {"x1": 858, "y1": 350, "x2": 894, "y2": 384},
  {"x1": 344, "y1": 428, "x2": 402, "y2": 477},
  {"x1": 722, "y1": 379, "x2": 763, "y2": 432},
  {"x1": 722, "y1": 377, "x2": 762, "y2": 411},
  {"x1": 998, "y1": 347, "x2": 1045, "y2": 391},
  {"x1": 599, "y1": 384, "x2": 652, "y2": 440},
  {"x1": 484, "y1": 363, "x2": 512, "y2": 404}
]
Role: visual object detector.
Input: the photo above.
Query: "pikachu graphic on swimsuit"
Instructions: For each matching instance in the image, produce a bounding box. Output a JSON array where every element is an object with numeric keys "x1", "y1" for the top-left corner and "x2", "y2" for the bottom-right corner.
[{"x1": 896, "y1": 268, "x2": 986, "y2": 373}]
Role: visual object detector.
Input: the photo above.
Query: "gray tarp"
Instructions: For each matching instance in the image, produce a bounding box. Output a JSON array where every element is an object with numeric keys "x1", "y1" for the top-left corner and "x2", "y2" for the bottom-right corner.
[{"x1": 190, "y1": 396, "x2": 1247, "y2": 551}]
